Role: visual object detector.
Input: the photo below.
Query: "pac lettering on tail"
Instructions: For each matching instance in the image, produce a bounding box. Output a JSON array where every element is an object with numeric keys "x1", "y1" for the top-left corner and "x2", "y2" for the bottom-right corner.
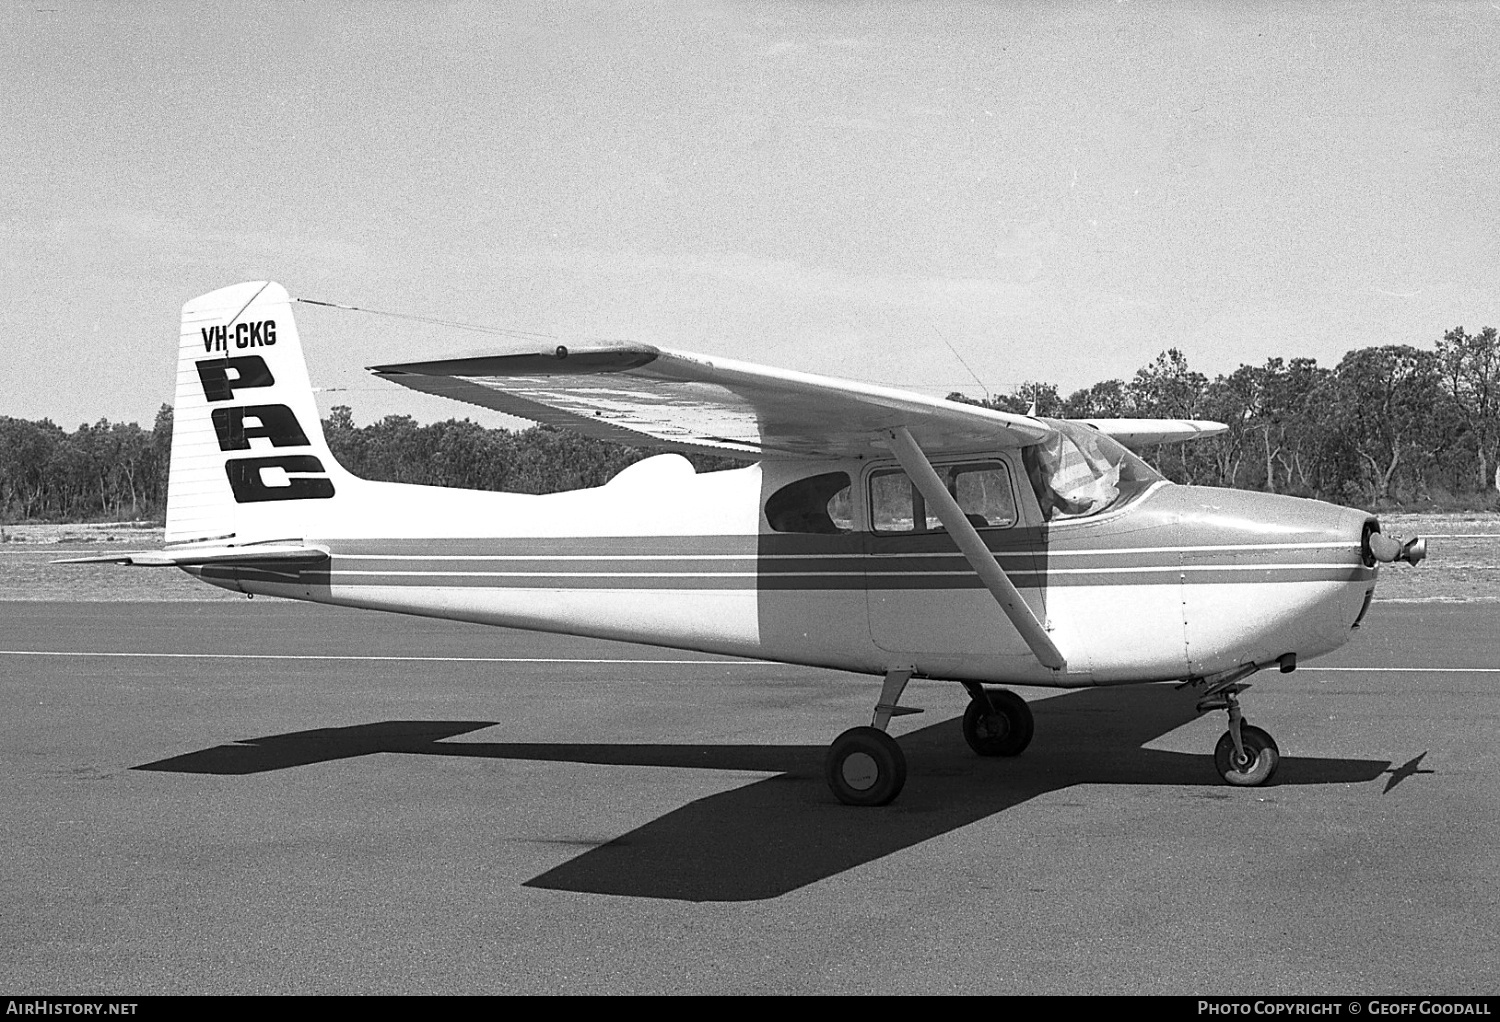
[{"x1": 192, "y1": 355, "x2": 335, "y2": 503}]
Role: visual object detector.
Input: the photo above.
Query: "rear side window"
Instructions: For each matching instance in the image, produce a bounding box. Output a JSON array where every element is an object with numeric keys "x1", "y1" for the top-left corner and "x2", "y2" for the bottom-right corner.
[
  {"x1": 766, "y1": 472, "x2": 852, "y2": 533},
  {"x1": 870, "y1": 462, "x2": 1016, "y2": 533}
]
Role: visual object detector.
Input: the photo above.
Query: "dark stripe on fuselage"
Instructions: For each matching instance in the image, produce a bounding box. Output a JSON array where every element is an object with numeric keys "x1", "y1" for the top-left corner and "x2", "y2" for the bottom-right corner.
[
  {"x1": 205, "y1": 567, "x2": 1367, "y2": 591},
  {"x1": 200, "y1": 531, "x2": 1373, "y2": 591},
  {"x1": 319, "y1": 546, "x2": 1356, "y2": 575}
]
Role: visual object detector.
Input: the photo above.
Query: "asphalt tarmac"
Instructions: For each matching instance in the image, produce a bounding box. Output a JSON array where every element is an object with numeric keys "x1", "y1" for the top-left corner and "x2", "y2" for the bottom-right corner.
[{"x1": 1, "y1": 598, "x2": 1496, "y2": 994}]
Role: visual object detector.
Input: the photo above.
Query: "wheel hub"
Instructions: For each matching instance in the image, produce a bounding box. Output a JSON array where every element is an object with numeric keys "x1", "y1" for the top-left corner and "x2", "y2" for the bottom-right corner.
[
  {"x1": 841, "y1": 752, "x2": 879, "y2": 791},
  {"x1": 978, "y1": 713, "x2": 1009, "y2": 741}
]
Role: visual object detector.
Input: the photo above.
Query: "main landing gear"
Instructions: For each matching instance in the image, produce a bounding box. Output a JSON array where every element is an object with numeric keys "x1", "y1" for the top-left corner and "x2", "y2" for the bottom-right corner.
[
  {"x1": 1184, "y1": 664, "x2": 1282, "y2": 787},
  {"x1": 824, "y1": 668, "x2": 919, "y2": 806},
  {"x1": 960, "y1": 683, "x2": 1034, "y2": 757},
  {"x1": 824, "y1": 671, "x2": 1038, "y2": 806},
  {"x1": 825, "y1": 727, "x2": 907, "y2": 806}
]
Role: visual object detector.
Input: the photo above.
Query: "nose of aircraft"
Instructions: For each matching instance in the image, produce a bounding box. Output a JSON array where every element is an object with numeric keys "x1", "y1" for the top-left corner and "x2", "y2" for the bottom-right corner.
[{"x1": 1157, "y1": 485, "x2": 1388, "y2": 674}]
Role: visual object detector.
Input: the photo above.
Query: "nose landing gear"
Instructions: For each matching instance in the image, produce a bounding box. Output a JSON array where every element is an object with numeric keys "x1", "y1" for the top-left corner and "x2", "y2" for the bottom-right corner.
[{"x1": 1183, "y1": 664, "x2": 1282, "y2": 787}]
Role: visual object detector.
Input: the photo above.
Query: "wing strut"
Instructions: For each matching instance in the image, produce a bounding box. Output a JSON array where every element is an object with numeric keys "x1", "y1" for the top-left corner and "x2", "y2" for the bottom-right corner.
[{"x1": 886, "y1": 427, "x2": 1066, "y2": 671}]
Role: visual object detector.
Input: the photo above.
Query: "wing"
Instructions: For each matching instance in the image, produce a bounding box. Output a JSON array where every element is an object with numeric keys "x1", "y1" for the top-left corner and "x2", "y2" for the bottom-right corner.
[
  {"x1": 1080, "y1": 418, "x2": 1228, "y2": 449},
  {"x1": 369, "y1": 344, "x2": 1053, "y2": 459}
]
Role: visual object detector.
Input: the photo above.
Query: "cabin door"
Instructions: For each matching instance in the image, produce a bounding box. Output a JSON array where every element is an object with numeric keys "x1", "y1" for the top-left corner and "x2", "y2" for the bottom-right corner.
[{"x1": 864, "y1": 458, "x2": 1047, "y2": 660}]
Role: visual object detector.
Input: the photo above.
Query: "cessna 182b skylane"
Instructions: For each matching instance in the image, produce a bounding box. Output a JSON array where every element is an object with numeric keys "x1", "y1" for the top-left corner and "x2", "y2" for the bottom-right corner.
[{"x1": 72, "y1": 281, "x2": 1427, "y2": 805}]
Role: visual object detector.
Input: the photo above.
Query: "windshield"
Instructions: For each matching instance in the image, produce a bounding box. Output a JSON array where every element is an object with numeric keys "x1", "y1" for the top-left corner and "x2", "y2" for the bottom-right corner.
[{"x1": 1022, "y1": 419, "x2": 1165, "y2": 521}]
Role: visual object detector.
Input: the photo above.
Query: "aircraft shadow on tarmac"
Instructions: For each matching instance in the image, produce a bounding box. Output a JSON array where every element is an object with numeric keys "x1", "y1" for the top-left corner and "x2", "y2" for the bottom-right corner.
[{"x1": 135, "y1": 684, "x2": 1390, "y2": 902}]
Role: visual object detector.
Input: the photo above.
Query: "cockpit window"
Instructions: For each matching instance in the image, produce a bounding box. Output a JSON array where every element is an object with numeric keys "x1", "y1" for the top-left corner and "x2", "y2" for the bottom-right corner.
[
  {"x1": 1021, "y1": 419, "x2": 1164, "y2": 521},
  {"x1": 766, "y1": 472, "x2": 852, "y2": 533}
]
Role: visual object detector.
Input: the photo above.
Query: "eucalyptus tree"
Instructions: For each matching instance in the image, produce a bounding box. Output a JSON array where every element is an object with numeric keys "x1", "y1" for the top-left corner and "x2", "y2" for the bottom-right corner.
[
  {"x1": 1325, "y1": 345, "x2": 1453, "y2": 503},
  {"x1": 1436, "y1": 326, "x2": 1500, "y2": 493}
]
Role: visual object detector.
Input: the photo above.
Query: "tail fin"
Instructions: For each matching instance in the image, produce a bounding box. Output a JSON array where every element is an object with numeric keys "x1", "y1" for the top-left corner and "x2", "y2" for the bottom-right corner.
[{"x1": 167, "y1": 281, "x2": 349, "y2": 546}]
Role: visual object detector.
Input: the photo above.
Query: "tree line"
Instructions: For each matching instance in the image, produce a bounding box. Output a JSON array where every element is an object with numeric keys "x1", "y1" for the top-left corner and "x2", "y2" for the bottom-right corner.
[
  {"x1": 1, "y1": 326, "x2": 1495, "y2": 523},
  {"x1": 953, "y1": 326, "x2": 1498, "y2": 508}
]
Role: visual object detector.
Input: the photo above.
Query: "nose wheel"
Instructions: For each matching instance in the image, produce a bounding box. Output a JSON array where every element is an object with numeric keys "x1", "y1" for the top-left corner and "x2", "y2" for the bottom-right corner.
[{"x1": 1214, "y1": 724, "x2": 1280, "y2": 786}]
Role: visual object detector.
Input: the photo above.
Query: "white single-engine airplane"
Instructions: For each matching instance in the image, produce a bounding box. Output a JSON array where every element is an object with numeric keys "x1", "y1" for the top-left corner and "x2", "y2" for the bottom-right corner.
[{"x1": 70, "y1": 281, "x2": 1427, "y2": 805}]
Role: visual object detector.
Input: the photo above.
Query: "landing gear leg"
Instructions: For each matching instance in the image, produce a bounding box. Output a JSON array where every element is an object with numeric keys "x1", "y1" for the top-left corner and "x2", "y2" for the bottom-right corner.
[
  {"x1": 824, "y1": 668, "x2": 920, "y2": 806},
  {"x1": 1188, "y1": 668, "x2": 1280, "y2": 786},
  {"x1": 1212, "y1": 696, "x2": 1280, "y2": 786}
]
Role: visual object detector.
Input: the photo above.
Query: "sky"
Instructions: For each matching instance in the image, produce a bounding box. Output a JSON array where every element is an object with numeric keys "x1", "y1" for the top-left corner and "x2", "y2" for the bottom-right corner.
[{"x1": 4, "y1": 0, "x2": 1498, "y2": 431}]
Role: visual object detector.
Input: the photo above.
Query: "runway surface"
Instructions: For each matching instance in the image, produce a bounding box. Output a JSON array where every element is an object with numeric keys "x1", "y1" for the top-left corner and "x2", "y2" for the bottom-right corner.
[{"x1": 1, "y1": 598, "x2": 1497, "y2": 994}]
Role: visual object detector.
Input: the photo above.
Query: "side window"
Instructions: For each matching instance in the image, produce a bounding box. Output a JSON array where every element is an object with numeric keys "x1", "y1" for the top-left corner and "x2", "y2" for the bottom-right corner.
[
  {"x1": 951, "y1": 464, "x2": 1017, "y2": 528},
  {"x1": 870, "y1": 462, "x2": 1016, "y2": 533},
  {"x1": 766, "y1": 472, "x2": 852, "y2": 534},
  {"x1": 871, "y1": 470, "x2": 936, "y2": 533}
]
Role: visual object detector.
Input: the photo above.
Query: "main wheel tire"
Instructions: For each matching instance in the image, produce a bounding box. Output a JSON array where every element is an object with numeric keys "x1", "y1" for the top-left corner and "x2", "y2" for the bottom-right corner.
[
  {"x1": 824, "y1": 726, "x2": 907, "y2": 806},
  {"x1": 1214, "y1": 724, "x2": 1280, "y2": 786},
  {"x1": 962, "y1": 688, "x2": 1035, "y2": 757}
]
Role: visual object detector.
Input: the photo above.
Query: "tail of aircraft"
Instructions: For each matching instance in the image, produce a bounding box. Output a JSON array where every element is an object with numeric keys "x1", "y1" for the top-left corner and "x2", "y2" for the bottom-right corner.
[{"x1": 167, "y1": 281, "x2": 352, "y2": 547}]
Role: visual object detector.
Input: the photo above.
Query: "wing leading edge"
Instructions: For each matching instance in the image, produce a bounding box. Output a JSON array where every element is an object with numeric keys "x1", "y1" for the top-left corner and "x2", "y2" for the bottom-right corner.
[{"x1": 369, "y1": 344, "x2": 1053, "y2": 459}]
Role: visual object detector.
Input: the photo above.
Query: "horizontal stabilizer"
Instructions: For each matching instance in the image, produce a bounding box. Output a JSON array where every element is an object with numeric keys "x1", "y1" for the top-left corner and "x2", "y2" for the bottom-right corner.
[
  {"x1": 1080, "y1": 418, "x2": 1228, "y2": 448},
  {"x1": 55, "y1": 543, "x2": 329, "y2": 568}
]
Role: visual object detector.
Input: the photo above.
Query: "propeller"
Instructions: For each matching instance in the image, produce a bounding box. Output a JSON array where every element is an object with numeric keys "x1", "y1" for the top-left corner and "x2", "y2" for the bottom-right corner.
[{"x1": 1367, "y1": 530, "x2": 1427, "y2": 566}]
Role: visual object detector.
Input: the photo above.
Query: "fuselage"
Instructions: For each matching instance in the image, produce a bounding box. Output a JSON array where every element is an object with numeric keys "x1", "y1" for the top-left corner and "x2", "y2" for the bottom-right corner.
[{"x1": 188, "y1": 450, "x2": 1378, "y2": 688}]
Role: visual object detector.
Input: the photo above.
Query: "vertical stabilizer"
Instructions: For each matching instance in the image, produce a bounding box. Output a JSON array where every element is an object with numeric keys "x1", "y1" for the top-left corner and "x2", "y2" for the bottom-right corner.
[{"x1": 167, "y1": 281, "x2": 348, "y2": 546}]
